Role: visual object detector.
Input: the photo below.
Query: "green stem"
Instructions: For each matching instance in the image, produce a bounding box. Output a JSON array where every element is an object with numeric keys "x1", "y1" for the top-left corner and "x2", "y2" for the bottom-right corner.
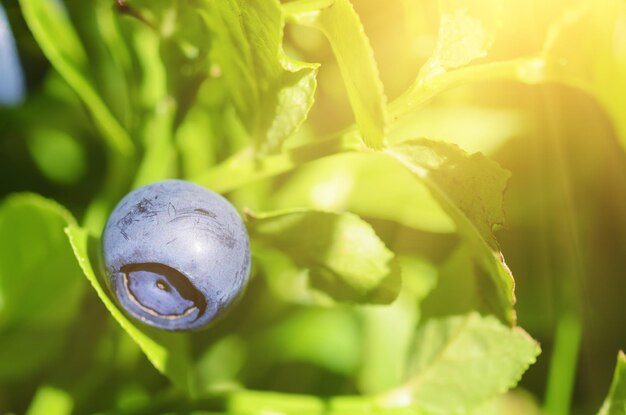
[
  {"x1": 192, "y1": 58, "x2": 540, "y2": 194},
  {"x1": 544, "y1": 313, "x2": 582, "y2": 415},
  {"x1": 389, "y1": 58, "x2": 541, "y2": 122}
]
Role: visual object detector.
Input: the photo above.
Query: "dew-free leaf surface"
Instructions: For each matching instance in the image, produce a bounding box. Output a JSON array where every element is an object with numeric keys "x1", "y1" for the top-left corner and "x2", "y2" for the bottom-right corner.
[
  {"x1": 19, "y1": 0, "x2": 133, "y2": 155},
  {"x1": 198, "y1": 0, "x2": 318, "y2": 154},
  {"x1": 381, "y1": 313, "x2": 540, "y2": 414},
  {"x1": 249, "y1": 208, "x2": 401, "y2": 304},
  {"x1": 284, "y1": 0, "x2": 388, "y2": 149},
  {"x1": 0, "y1": 194, "x2": 84, "y2": 380},
  {"x1": 385, "y1": 139, "x2": 515, "y2": 323},
  {"x1": 65, "y1": 225, "x2": 197, "y2": 396}
]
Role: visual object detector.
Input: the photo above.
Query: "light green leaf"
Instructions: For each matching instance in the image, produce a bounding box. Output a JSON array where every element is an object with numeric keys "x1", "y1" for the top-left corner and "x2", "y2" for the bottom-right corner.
[
  {"x1": 26, "y1": 128, "x2": 86, "y2": 185},
  {"x1": 418, "y1": 0, "x2": 503, "y2": 81},
  {"x1": 198, "y1": 0, "x2": 318, "y2": 153},
  {"x1": 271, "y1": 153, "x2": 454, "y2": 234},
  {"x1": 465, "y1": 390, "x2": 541, "y2": 415},
  {"x1": 249, "y1": 209, "x2": 401, "y2": 304},
  {"x1": 257, "y1": 307, "x2": 362, "y2": 375},
  {"x1": 25, "y1": 385, "x2": 73, "y2": 415},
  {"x1": 64, "y1": 225, "x2": 197, "y2": 396},
  {"x1": 599, "y1": 351, "x2": 626, "y2": 415},
  {"x1": 389, "y1": 106, "x2": 527, "y2": 155},
  {"x1": 285, "y1": 0, "x2": 388, "y2": 149},
  {"x1": 539, "y1": 0, "x2": 626, "y2": 151},
  {"x1": 379, "y1": 313, "x2": 540, "y2": 414},
  {"x1": 228, "y1": 390, "x2": 325, "y2": 415},
  {"x1": 0, "y1": 194, "x2": 84, "y2": 380},
  {"x1": 386, "y1": 139, "x2": 515, "y2": 324},
  {"x1": 19, "y1": 0, "x2": 134, "y2": 155},
  {"x1": 196, "y1": 335, "x2": 247, "y2": 392}
]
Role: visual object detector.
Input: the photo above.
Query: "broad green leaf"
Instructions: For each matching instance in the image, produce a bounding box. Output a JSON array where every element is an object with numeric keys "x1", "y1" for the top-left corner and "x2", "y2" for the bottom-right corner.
[
  {"x1": 389, "y1": 106, "x2": 527, "y2": 155},
  {"x1": 197, "y1": 0, "x2": 318, "y2": 153},
  {"x1": 378, "y1": 313, "x2": 540, "y2": 414},
  {"x1": 19, "y1": 0, "x2": 134, "y2": 155},
  {"x1": 64, "y1": 225, "x2": 197, "y2": 396},
  {"x1": 285, "y1": 0, "x2": 388, "y2": 149},
  {"x1": 0, "y1": 194, "x2": 84, "y2": 380},
  {"x1": 599, "y1": 351, "x2": 626, "y2": 415},
  {"x1": 385, "y1": 139, "x2": 515, "y2": 324},
  {"x1": 418, "y1": 0, "x2": 503, "y2": 81},
  {"x1": 249, "y1": 209, "x2": 401, "y2": 304},
  {"x1": 271, "y1": 153, "x2": 454, "y2": 234},
  {"x1": 539, "y1": 0, "x2": 626, "y2": 151}
]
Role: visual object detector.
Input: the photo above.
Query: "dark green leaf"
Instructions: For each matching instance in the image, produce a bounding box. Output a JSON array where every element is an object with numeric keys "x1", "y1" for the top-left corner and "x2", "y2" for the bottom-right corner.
[{"x1": 386, "y1": 139, "x2": 515, "y2": 323}]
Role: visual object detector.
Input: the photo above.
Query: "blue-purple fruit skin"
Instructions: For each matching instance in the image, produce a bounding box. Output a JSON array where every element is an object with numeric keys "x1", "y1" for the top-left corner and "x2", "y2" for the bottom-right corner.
[
  {"x1": 0, "y1": 3, "x2": 26, "y2": 106},
  {"x1": 102, "y1": 180, "x2": 251, "y2": 331}
]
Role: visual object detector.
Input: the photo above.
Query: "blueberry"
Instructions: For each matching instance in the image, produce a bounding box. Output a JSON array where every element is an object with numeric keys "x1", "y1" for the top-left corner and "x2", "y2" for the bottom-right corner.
[
  {"x1": 0, "y1": 3, "x2": 26, "y2": 106},
  {"x1": 102, "y1": 180, "x2": 251, "y2": 331}
]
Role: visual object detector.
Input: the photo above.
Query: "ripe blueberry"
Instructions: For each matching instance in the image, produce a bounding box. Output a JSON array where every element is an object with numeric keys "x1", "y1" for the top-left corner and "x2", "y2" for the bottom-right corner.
[
  {"x1": 0, "y1": 3, "x2": 26, "y2": 106},
  {"x1": 102, "y1": 180, "x2": 251, "y2": 331}
]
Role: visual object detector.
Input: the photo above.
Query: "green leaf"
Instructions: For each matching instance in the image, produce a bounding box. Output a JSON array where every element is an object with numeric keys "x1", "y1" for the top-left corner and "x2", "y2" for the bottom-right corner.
[
  {"x1": 249, "y1": 209, "x2": 401, "y2": 304},
  {"x1": 197, "y1": 0, "x2": 318, "y2": 153},
  {"x1": 0, "y1": 194, "x2": 84, "y2": 380},
  {"x1": 538, "y1": 0, "x2": 626, "y2": 151},
  {"x1": 26, "y1": 128, "x2": 87, "y2": 185},
  {"x1": 25, "y1": 385, "x2": 73, "y2": 415},
  {"x1": 64, "y1": 225, "x2": 197, "y2": 396},
  {"x1": 388, "y1": 0, "x2": 504, "y2": 122},
  {"x1": 256, "y1": 307, "x2": 362, "y2": 375},
  {"x1": 418, "y1": 0, "x2": 503, "y2": 81},
  {"x1": 388, "y1": 106, "x2": 527, "y2": 155},
  {"x1": 285, "y1": 0, "x2": 388, "y2": 149},
  {"x1": 385, "y1": 139, "x2": 515, "y2": 324},
  {"x1": 378, "y1": 313, "x2": 540, "y2": 414},
  {"x1": 270, "y1": 153, "x2": 454, "y2": 234},
  {"x1": 228, "y1": 390, "x2": 325, "y2": 415},
  {"x1": 19, "y1": 0, "x2": 134, "y2": 155},
  {"x1": 421, "y1": 246, "x2": 507, "y2": 320},
  {"x1": 465, "y1": 390, "x2": 541, "y2": 415},
  {"x1": 599, "y1": 351, "x2": 626, "y2": 415}
]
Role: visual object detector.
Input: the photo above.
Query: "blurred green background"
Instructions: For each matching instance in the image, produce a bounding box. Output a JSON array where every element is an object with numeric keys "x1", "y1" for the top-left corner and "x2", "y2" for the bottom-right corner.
[{"x1": 1, "y1": 0, "x2": 626, "y2": 414}]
